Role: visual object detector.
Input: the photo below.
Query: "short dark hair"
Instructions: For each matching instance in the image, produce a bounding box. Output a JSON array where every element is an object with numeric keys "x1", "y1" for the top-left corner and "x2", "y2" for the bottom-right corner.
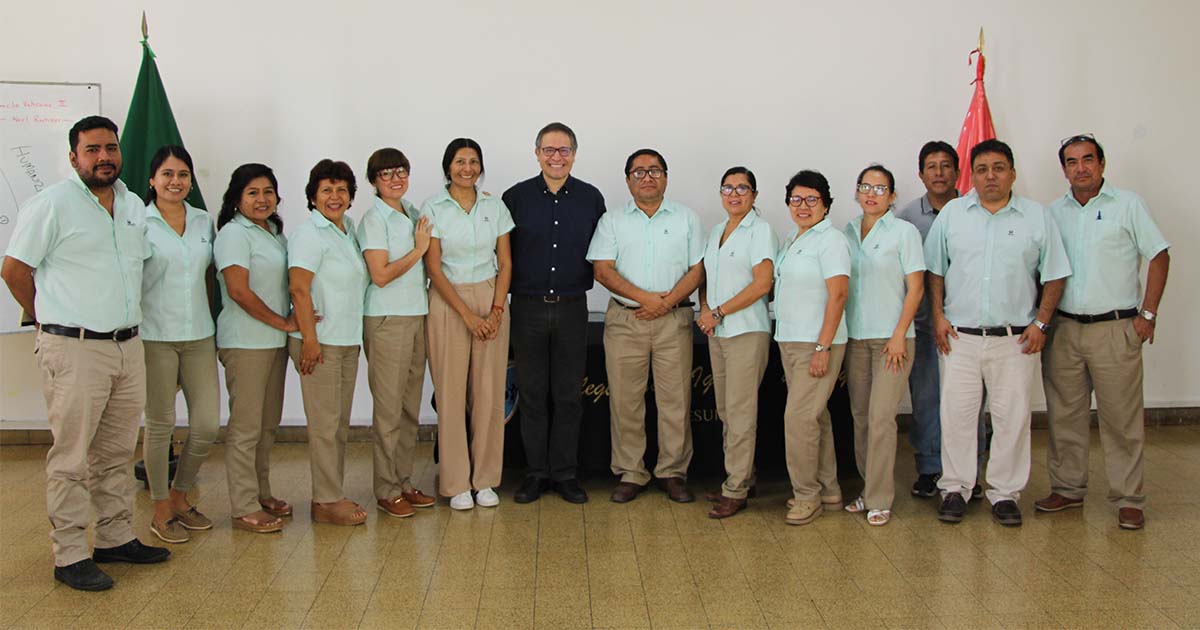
[
  {"x1": 366, "y1": 148, "x2": 411, "y2": 187},
  {"x1": 441, "y1": 138, "x2": 484, "y2": 181},
  {"x1": 857, "y1": 163, "x2": 895, "y2": 193},
  {"x1": 69, "y1": 115, "x2": 119, "y2": 152},
  {"x1": 785, "y1": 170, "x2": 833, "y2": 208},
  {"x1": 722, "y1": 166, "x2": 756, "y2": 192},
  {"x1": 624, "y1": 148, "x2": 667, "y2": 177},
  {"x1": 305, "y1": 159, "x2": 357, "y2": 210},
  {"x1": 218, "y1": 163, "x2": 282, "y2": 232},
  {"x1": 1058, "y1": 135, "x2": 1105, "y2": 167},
  {"x1": 971, "y1": 139, "x2": 1014, "y2": 169},
  {"x1": 145, "y1": 145, "x2": 195, "y2": 205},
  {"x1": 536, "y1": 122, "x2": 577, "y2": 150},
  {"x1": 918, "y1": 141, "x2": 959, "y2": 172}
]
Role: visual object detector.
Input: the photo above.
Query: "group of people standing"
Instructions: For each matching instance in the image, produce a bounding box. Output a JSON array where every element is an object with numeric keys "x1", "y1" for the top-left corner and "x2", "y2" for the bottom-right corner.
[{"x1": 1, "y1": 116, "x2": 1169, "y2": 594}]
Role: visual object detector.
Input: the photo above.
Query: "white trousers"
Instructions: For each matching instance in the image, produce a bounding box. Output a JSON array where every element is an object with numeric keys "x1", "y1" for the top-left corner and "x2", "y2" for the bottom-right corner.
[{"x1": 937, "y1": 332, "x2": 1037, "y2": 504}]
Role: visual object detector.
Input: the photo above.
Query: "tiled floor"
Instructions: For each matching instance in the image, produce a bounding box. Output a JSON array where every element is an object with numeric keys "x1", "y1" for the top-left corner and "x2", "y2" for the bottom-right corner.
[{"x1": 2, "y1": 425, "x2": 1200, "y2": 629}]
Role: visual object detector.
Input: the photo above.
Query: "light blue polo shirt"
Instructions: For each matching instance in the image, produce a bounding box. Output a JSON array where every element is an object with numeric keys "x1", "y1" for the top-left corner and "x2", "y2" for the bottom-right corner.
[
  {"x1": 702, "y1": 212, "x2": 777, "y2": 337},
  {"x1": 5, "y1": 173, "x2": 146, "y2": 331},
  {"x1": 287, "y1": 210, "x2": 368, "y2": 346},
  {"x1": 141, "y1": 202, "x2": 216, "y2": 342},
  {"x1": 213, "y1": 213, "x2": 290, "y2": 349},
  {"x1": 774, "y1": 219, "x2": 851, "y2": 344},
  {"x1": 356, "y1": 197, "x2": 428, "y2": 317},
  {"x1": 1048, "y1": 183, "x2": 1169, "y2": 315},
  {"x1": 843, "y1": 211, "x2": 926, "y2": 340},
  {"x1": 585, "y1": 199, "x2": 705, "y2": 307},
  {"x1": 419, "y1": 188, "x2": 514, "y2": 284},
  {"x1": 925, "y1": 191, "x2": 1072, "y2": 328}
]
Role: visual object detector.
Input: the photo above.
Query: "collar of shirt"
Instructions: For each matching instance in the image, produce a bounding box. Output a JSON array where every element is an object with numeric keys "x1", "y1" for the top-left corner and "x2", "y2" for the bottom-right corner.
[
  {"x1": 307, "y1": 208, "x2": 353, "y2": 233},
  {"x1": 964, "y1": 190, "x2": 1025, "y2": 216},
  {"x1": 1058, "y1": 179, "x2": 1116, "y2": 209},
  {"x1": 789, "y1": 217, "x2": 833, "y2": 243},
  {"x1": 540, "y1": 174, "x2": 575, "y2": 196},
  {"x1": 369, "y1": 196, "x2": 416, "y2": 221},
  {"x1": 232, "y1": 211, "x2": 281, "y2": 236},
  {"x1": 430, "y1": 186, "x2": 492, "y2": 212},
  {"x1": 67, "y1": 170, "x2": 134, "y2": 209},
  {"x1": 147, "y1": 200, "x2": 210, "y2": 228},
  {"x1": 847, "y1": 210, "x2": 896, "y2": 241},
  {"x1": 622, "y1": 198, "x2": 679, "y2": 216}
]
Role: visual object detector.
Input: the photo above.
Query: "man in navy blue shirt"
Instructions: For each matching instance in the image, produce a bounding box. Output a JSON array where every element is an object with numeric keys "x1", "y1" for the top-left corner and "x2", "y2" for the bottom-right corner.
[{"x1": 503, "y1": 122, "x2": 606, "y2": 503}]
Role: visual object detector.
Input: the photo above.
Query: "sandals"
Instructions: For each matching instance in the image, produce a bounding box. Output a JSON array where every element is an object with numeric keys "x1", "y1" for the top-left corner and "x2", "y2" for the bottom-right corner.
[
  {"x1": 259, "y1": 497, "x2": 293, "y2": 518},
  {"x1": 867, "y1": 509, "x2": 891, "y2": 527},
  {"x1": 232, "y1": 512, "x2": 284, "y2": 534},
  {"x1": 844, "y1": 497, "x2": 867, "y2": 514},
  {"x1": 312, "y1": 499, "x2": 367, "y2": 526}
]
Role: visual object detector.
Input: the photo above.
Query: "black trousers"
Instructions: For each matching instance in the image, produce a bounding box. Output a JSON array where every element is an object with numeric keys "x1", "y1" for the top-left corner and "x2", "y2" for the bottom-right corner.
[{"x1": 510, "y1": 295, "x2": 588, "y2": 480}]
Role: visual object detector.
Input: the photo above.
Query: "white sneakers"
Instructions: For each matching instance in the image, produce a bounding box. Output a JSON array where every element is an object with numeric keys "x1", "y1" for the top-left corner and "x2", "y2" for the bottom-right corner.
[
  {"x1": 450, "y1": 491, "x2": 474, "y2": 511},
  {"x1": 475, "y1": 488, "x2": 500, "y2": 508}
]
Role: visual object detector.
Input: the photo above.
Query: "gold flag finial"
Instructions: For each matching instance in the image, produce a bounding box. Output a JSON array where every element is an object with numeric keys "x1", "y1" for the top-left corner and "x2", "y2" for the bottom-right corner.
[
  {"x1": 141, "y1": 11, "x2": 148, "y2": 40},
  {"x1": 978, "y1": 27, "x2": 985, "y2": 54}
]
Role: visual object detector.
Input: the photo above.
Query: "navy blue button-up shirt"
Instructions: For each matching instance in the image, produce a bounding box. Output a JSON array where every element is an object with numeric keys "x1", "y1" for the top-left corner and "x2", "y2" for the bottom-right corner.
[{"x1": 503, "y1": 174, "x2": 606, "y2": 297}]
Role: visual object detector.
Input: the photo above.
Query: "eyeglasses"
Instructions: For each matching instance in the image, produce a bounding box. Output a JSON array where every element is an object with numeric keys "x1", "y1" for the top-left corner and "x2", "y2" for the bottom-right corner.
[
  {"x1": 788, "y1": 195, "x2": 823, "y2": 208},
  {"x1": 629, "y1": 168, "x2": 665, "y2": 180},
  {"x1": 856, "y1": 183, "x2": 890, "y2": 196},
  {"x1": 1060, "y1": 133, "x2": 1096, "y2": 147},
  {"x1": 539, "y1": 146, "x2": 574, "y2": 158},
  {"x1": 720, "y1": 184, "x2": 754, "y2": 196},
  {"x1": 377, "y1": 167, "x2": 409, "y2": 181}
]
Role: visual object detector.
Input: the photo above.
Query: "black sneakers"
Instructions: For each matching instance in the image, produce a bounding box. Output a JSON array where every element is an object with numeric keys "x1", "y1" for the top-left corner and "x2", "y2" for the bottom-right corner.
[
  {"x1": 937, "y1": 493, "x2": 968, "y2": 523},
  {"x1": 992, "y1": 500, "x2": 1023, "y2": 526},
  {"x1": 912, "y1": 473, "x2": 941, "y2": 497},
  {"x1": 93, "y1": 539, "x2": 171, "y2": 564},
  {"x1": 54, "y1": 559, "x2": 113, "y2": 591}
]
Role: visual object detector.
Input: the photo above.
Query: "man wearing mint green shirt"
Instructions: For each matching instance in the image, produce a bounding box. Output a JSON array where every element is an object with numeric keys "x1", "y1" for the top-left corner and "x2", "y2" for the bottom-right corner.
[
  {"x1": 925, "y1": 139, "x2": 1071, "y2": 527},
  {"x1": 587, "y1": 148, "x2": 705, "y2": 504},
  {"x1": 1035, "y1": 135, "x2": 1170, "y2": 531},
  {"x1": 1, "y1": 116, "x2": 169, "y2": 591}
]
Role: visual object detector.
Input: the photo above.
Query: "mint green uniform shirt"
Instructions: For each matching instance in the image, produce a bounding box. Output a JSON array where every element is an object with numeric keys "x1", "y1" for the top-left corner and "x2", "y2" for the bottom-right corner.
[
  {"x1": 141, "y1": 202, "x2": 216, "y2": 341},
  {"x1": 287, "y1": 210, "x2": 368, "y2": 346},
  {"x1": 585, "y1": 199, "x2": 705, "y2": 307},
  {"x1": 356, "y1": 197, "x2": 428, "y2": 317},
  {"x1": 843, "y1": 211, "x2": 926, "y2": 340},
  {"x1": 1048, "y1": 183, "x2": 1168, "y2": 315},
  {"x1": 702, "y1": 212, "x2": 777, "y2": 337},
  {"x1": 5, "y1": 174, "x2": 146, "y2": 331},
  {"x1": 213, "y1": 213, "x2": 289, "y2": 349},
  {"x1": 924, "y1": 191, "x2": 1072, "y2": 327},
  {"x1": 773, "y1": 219, "x2": 851, "y2": 344},
  {"x1": 419, "y1": 188, "x2": 514, "y2": 284}
]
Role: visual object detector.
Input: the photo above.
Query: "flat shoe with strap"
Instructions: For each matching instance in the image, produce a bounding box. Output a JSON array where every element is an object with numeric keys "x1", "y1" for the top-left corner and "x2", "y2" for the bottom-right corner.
[
  {"x1": 232, "y1": 513, "x2": 284, "y2": 534},
  {"x1": 259, "y1": 497, "x2": 293, "y2": 518}
]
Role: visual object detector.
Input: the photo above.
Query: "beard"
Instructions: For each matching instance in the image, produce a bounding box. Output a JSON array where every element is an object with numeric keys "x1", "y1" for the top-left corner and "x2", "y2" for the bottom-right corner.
[{"x1": 77, "y1": 162, "x2": 122, "y2": 189}]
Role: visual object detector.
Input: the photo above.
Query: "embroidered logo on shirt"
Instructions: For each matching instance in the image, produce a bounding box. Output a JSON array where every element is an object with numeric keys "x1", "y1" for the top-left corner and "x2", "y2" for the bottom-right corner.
[
  {"x1": 125, "y1": 219, "x2": 137, "y2": 226},
  {"x1": 483, "y1": 216, "x2": 490, "y2": 223},
  {"x1": 663, "y1": 229, "x2": 669, "y2": 235},
  {"x1": 729, "y1": 251, "x2": 735, "y2": 258},
  {"x1": 1008, "y1": 230, "x2": 1015, "y2": 236},
  {"x1": 873, "y1": 243, "x2": 880, "y2": 250}
]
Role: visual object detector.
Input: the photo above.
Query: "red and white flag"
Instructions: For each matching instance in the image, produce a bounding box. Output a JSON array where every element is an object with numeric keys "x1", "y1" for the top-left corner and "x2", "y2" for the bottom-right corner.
[{"x1": 955, "y1": 37, "x2": 997, "y2": 193}]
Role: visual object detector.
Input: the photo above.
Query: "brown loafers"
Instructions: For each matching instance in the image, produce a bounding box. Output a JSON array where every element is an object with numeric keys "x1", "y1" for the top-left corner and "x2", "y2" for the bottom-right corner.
[
  {"x1": 401, "y1": 489, "x2": 436, "y2": 508},
  {"x1": 708, "y1": 496, "x2": 747, "y2": 519},
  {"x1": 1034, "y1": 493, "x2": 1084, "y2": 513},
  {"x1": 1118, "y1": 507, "x2": 1145, "y2": 530},
  {"x1": 377, "y1": 496, "x2": 415, "y2": 519},
  {"x1": 657, "y1": 477, "x2": 695, "y2": 503},
  {"x1": 610, "y1": 481, "x2": 648, "y2": 503}
]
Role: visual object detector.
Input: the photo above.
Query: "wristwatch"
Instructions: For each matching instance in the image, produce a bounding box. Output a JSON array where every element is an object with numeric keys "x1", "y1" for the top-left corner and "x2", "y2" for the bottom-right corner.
[
  {"x1": 1033, "y1": 320, "x2": 1050, "y2": 332},
  {"x1": 712, "y1": 306, "x2": 724, "y2": 321},
  {"x1": 1140, "y1": 309, "x2": 1156, "y2": 322},
  {"x1": 814, "y1": 344, "x2": 831, "y2": 353}
]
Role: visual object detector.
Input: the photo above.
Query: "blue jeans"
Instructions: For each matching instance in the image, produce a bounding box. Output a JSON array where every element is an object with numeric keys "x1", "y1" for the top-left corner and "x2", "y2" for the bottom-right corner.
[{"x1": 908, "y1": 326, "x2": 989, "y2": 476}]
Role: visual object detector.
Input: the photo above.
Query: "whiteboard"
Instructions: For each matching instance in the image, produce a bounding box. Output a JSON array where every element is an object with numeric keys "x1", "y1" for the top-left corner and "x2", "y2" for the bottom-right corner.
[{"x1": 0, "y1": 81, "x2": 101, "y2": 334}]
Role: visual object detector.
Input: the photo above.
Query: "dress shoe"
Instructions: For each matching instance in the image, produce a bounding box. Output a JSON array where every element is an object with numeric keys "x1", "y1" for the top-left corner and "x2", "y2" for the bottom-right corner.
[
  {"x1": 1118, "y1": 507, "x2": 1145, "y2": 530},
  {"x1": 610, "y1": 481, "x2": 647, "y2": 503},
  {"x1": 552, "y1": 479, "x2": 588, "y2": 504},
  {"x1": 911, "y1": 473, "x2": 941, "y2": 498},
  {"x1": 937, "y1": 493, "x2": 967, "y2": 523},
  {"x1": 705, "y1": 486, "x2": 757, "y2": 502},
  {"x1": 991, "y1": 500, "x2": 1022, "y2": 526},
  {"x1": 708, "y1": 496, "x2": 747, "y2": 519},
  {"x1": 1034, "y1": 493, "x2": 1084, "y2": 512},
  {"x1": 93, "y1": 539, "x2": 170, "y2": 564},
  {"x1": 401, "y1": 488, "x2": 436, "y2": 508},
  {"x1": 657, "y1": 477, "x2": 695, "y2": 503},
  {"x1": 377, "y1": 496, "x2": 415, "y2": 518},
  {"x1": 54, "y1": 559, "x2": 113, "y2": 591},
  {"x1": 514, "y1": 476, "x2": 551, "y2": 504}
]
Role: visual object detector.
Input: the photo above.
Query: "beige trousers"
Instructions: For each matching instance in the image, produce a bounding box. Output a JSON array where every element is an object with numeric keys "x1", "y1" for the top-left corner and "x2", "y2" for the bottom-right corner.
[
  {"x1": 36, "y1": 332, "x2": 145, "y2": 567},
  {"x1": 709, "y1": 332, "x2": 770, "y2": 499},
  {"x1": 845, "y1": 338, "x2": 914, "y2": 510},
  {"x1": 363, "y1": 315, "x2": 427, "y2": 500},
  {"x1": 604, "y1": 300, "x2": 695, "y2": 485},
  {"x1": 1042, "y1": 317, "x2": 1146, "y2": 508},
  {"x1": 288, "y1": 339, "x2": 360, "y2": 504},
  {"x1": 427, "y1": 278, "x2": 510, "y2": 497},
  {"x1": 219, "y1": 346, "x2": 287, "y2": 518},
  {"x1": 143, "y1": 337, "x2": 220, "y2": 501},
  {"x1": 779, "y1": 342, "x2": 844, "y2": 504}
]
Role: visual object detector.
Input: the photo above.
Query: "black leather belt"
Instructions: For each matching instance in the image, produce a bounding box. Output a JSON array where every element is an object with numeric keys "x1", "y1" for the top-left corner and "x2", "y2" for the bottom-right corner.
[
  {"x1": 1057, "y1": 308, "x2": 1137, "y2": 324},
  {"x1": 514, "y1": 294, "x2": 585, "y2": 304},
  {"x1": 41, "y1": 324, "x2": 139, "y2": 341},
  {"x1": 954, "y1": 325, "x2": 1023, "y2": 337},
  {"x1": 615, "y1": 300, "x2": 695, "y2": 310}
]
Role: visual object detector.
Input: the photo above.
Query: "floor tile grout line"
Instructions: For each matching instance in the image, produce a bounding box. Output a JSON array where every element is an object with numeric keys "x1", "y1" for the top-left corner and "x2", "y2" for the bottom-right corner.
[{"x1": 413, "y1": 501, "x2": 455, "y2": 628}]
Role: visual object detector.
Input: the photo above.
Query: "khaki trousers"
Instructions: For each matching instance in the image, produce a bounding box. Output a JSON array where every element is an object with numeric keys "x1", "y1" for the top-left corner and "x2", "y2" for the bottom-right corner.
[
  {"x1": 36, "y1": 332, "x2": 145, "y2": 567},
  {"x1": 709, "y1": 332, "x2": 770, "y2": 499},
  {"x1": 363, "y1": 315, "x2": 427, "y2": 500},
  {"x1": 604, "y1": 300, "x2": 694, "y2": 485},
  {"x1": 219, "y1": 347, "x2": 287, "y2": 518},
  {"x1": 143, "y1": 337, "x2": 220, "y2": 501},
  {"x1": 288, "y1": 340, "x2": 360, "y2": 504},
  {"x1": 1042, "y1": 317, "x2": 1146, "y2": 508},
  {"x1": 780, "y1": 343, "x2": 844, "y2": 504},
  {"x1": 427, "y1": 278, "x2": 510, "y2": 497},
  {"x1": 846, "y1": 338, "x2": 914, "y2": 510}
]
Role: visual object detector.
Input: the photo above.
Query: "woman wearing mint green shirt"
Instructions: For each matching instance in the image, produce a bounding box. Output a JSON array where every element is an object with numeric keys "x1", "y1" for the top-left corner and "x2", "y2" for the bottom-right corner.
[
  {"x1": 420, "y1": 138, "x2": 514, "y2": 511},
  {"x1": 357, "y1": 148, "x2": 436, "y2": 519},
  {"x1": 288, "y1": 159, "x2": 370, "y2": 526},
  {"x1": 775, "y1": 170, "x2": 850, "y2": 527},
  {"x1": 214, "y1": 163, "x2": 295, "y2": 534},
  {"x1": 841, "y1": 165, "x2": 926, "y2": 526},
  {"x1": 140, "y1": 145, "x2": 220, "y2": 544},
  {"x1": 696, "y1": 167, "x2": 777, "y2": 519}
]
